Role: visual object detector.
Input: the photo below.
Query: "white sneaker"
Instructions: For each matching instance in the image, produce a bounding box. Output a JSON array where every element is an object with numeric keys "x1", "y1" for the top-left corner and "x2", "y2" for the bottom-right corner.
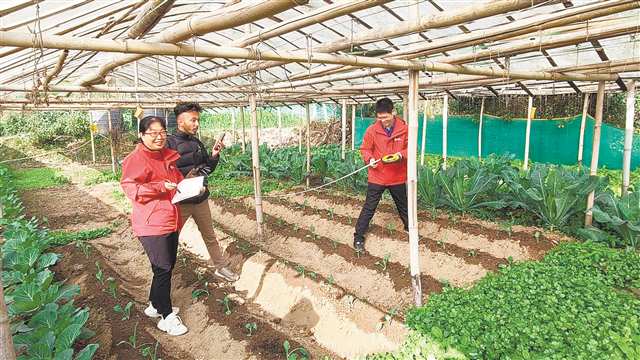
[
  {"x1": 157, "y1": 312, "x2": 188, "y2": 336},
  {"x1": 214, "y1": 267, "x2": 239, "y2": 282},
  {"x1": 144, "y1": 303, "x2": 179, "y2": 318}
]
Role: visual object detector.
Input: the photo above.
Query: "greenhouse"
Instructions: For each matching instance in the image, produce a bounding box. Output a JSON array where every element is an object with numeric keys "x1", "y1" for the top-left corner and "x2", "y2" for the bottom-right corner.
[{"x1": 0, "y1": 0, "x2": 639, "y2": 359}]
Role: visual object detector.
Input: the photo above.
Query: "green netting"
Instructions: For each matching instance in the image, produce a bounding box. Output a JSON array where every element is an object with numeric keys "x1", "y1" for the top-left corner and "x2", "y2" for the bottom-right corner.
[{"x1": 355, "y1": 114, "x2": 640, "y2": 170}]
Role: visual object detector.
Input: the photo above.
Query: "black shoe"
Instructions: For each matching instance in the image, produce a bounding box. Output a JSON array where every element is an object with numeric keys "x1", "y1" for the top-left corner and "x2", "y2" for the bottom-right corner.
[{"x1": 353, "y1": 238, "x2": 365, "y2": 252}]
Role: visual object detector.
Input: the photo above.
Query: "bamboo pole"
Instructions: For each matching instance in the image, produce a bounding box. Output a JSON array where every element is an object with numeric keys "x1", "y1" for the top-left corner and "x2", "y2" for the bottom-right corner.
[
  {"x1": 249, "y1": 94, "x2": 263, "y2": 239},
  {"x1": 128, "y1": 0, "x2": 176, "y2": 39},
  {"x1": 305, "y1": 103, "x2": 311, "y2": 188},
  {"x1": 622, "y1": 80, "x2": 636, "y2": 195},
  {"x1": 172, "y1": 56, "x2": 179, "y2": 85},
  {"x1": 76, "y1": 0, "x2": 306, "y2": 86},
  {"x1": 0, "y1": 29, "x2": 619, "y2": 83},
  {"x1": 351, "y1": 105, "x2": 356, "y2": 151},
  {"x1": 442, "y1": 95, "x2": 448, "y2": 170},
  {"x1": 341, "y1": 99, "x2": 347, "y2": 160},
  {"x1": 578, "y1": 93, "x2": 590, "y2": 166},
  {"x1": 0, "y1": 248, "x2": 17, "y2": 360},
  {"x1": 231, "y1": 109, "x2": 237, "y2": 145},
  {"x1": 277, "y1": 107, "x2": 283, "y2": 146},
  {"x1": 523, "y1": 96, "x2": 533, "y2": 170},
  {"x1": 107, "y1": 110, "x2": 116, "y2": 175},
  {"x1": 407, "y1": 69, "x2": 423, "y2": 306},
  {"x1": 239, "y1": 106, "x2": 246, "y2": 153},
  {"x1": 90, "y1": 124, "x2": 96, "y2": 164},
  {"x1": 478, "y1": 97, "x2": 485, "y2": 160},
  {"x1": 402, "y1": 95, "x2": 408, "y2": 122},
  {"x1": 585, "y1": 81, "x2": 606, "y2": 227},
  {"x1": 420, "y1": 100, "x2": 428, "y2": 166}
]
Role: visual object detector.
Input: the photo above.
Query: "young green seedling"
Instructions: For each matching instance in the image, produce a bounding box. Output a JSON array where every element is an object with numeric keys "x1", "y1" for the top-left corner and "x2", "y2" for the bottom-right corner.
[
  {"x1": 468, "y1": 249, "x2": 478, "y2": 257},
  {"x1": 95, "y1": 262, "x2": 105, "y2": 286},
  {"x1": 118, "y1": 322, "x2": 139, "y2": 349},
  {"x1": 113, "y1": 301, "x2": 133, "y2": 321},
  {"x1": 140, "y1": 341, "x2": 160, "y2": 360},
  {"x1": 295, "y1": 265, "x2": 306, "y2": 278},
  {"x1": 105, "y1": 277, "x2": 118, "y2": 299},
  {"x1": 375, "y1": 254, "x2": 391, "y2": 272},
  {"x1": 192, "y1": 288, "x2": 210, "y2": 300},
  {"x1": 327, "y1": 208, "x2": 335, "y2": 220},
  {"x1": 386, "y1": 223, "x2": 396, "y2": 236},
  {"x1": 76, "y1": 240, "x2": 91, "y2": 258},
  {"x1": 326, "y1": 275, "x2": 335, "y2": 286},
  {"x1": 217, "y1": 295, "x2": 232, "y2": 315},
  {"x1": 244, "y1": 322, "x2": 257, "y2": 337},
  {"x1": 283, "y1": 340, "x2": 309, "y2": 360}
]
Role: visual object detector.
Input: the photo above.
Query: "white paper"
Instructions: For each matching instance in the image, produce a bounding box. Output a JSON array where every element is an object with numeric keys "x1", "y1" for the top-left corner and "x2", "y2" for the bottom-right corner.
[{"x1": 171, "y1": 176, "x2": 204, "y2": 204}]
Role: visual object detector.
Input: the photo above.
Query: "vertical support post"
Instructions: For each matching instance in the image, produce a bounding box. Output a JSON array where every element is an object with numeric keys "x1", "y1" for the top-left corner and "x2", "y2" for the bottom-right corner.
[
  {"x1": 249, "y1": 94, "x2": 263, "y2": 238},
  {"x1": 402, "y1": 94, "x2": 408, "y2": 122},
  {"x1": 277, "y1": 107, "x2": 283, "y2": 146},
  {"x1": 407, "y1": 70, "x2": 423, "y2": 306},
  {"x1": 107, "y1": 110, "x2": 116, "y2": 175},
  {"x1": 523, "y1": 96, "x2": 533, "y2": 170},
  {"x1": 231, "y1": 109, "x2": 237, "y2": 145},
  {"x1": 351, "y1": 105, "x2": 356, "y2": 151},
  {"x1": 239, "y1": 106, "x2": 246, "y2": 153},
  {"x1": 442, "y1": 94, "x2": 448, "y2": 170},
  {"x1": 323, "y1": 103, "x2": 328, "y2": 122},
  {"x1": 622, "y1": 80, "x2": 636, "y2": 195},
  {"x1": 305, "y1": 102, "x2": 311, "y2": 188},
  {"x1": 341, "y1": 99, "x2": 347, "y2": 160},
  {"x1": 478, "y1": 97, "x2": 485, "y2": 160},
  {"x1": 90, "y1": 123, "x2": 96, "y2": 163},
  {"x1": 578, "y1": 93, "x2": 590, "y2": 167},
  {"x1": 134, "y1": 61, "x2": 140, "y2": 130},
  {"x1": 172, "y1": 56, "x2": 179, "y2": 85},
  {"x1": 585, "y1": 81, "x2": 606, "y2": 226},
  {"x1": 420, "y1": 100, "x2": 428, "y2": 166}
]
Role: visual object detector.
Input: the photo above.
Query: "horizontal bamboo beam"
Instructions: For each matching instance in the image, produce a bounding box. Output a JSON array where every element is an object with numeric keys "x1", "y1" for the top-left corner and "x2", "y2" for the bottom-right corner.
[
  {"x1": 77, "y1": 0, "x2": 306, "y2": 86},
  {"x1": 0, "y1": 0, "x2": 42, "y2": 17},
  {"x1": 1, "y1": 0, "x2": 94, "y2": 31},
  {"x1": 176, "y1": 0, "x2": 549, "y2": 87},
  {"x1": 128, "y1": 0, "x2": 176, "y2": 39},
  {"x1": 0, "y1": 30, "x2": 617, "y2": 82}
]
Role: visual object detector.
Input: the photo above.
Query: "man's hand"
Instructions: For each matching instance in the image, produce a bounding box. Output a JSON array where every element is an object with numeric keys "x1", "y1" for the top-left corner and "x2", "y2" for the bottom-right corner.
[
  {"x1": 185, "y1": 168, "x2": 199, "y2": 178},
  {"x1": 211, "y1": 140, "x2": 225, "y2": 158},
  {"x1": 369, "y1": 158, "x2": 378, "y2": 168}
]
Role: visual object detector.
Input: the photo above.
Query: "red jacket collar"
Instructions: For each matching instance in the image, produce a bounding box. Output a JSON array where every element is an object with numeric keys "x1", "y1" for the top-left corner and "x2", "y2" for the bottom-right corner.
[
  {"x1": 136, "y1": 143, "x2": 180, "y2": 163},
  {"x1": 373, "y1": 116, "x2": 407, "y2": 136}
]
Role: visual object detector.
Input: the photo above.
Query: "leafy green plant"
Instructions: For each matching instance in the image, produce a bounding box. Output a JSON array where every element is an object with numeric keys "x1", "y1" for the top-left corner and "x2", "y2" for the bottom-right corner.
[
  {"x1": 105, "y1": 277, "x2": 118, "y2": 299},
  {"x1": 50, "y1": 226, "x2": 112, "y2": 247},
  {"x1": 375, "y1": 254, "x2": 391, "y2": 272},
  {"x1": 140, "y1": 341, "x2": 161, "y2": 360},
  {"x1": 579, "y1": 190, "x2": 640, "y2": 249},
  {"x1": 217, "y1": 295, "x2": 233, "y2": 315},
  {"x1": 295, "y1": 265, "x2": 306, "y2": 278},
  {"x1": 283, "y1": 340, "x2": 309, "y2": 360},
  {"x1": 95, "y1": 261, "x2": 105, "y2": 286},
  {"x1": 192, "y1": 288, "x2": 210, "y2": 300},
  {"x1": 118, "y1": 322, "x2": 139, "y2": 349},
  {"x1": 244, "y1": 322, "x2": 257, "y2": 337},
  {"x1": 113, "y1": 301, "x2": 133, "y2": 321},
  {"x1": 385, "y1": 223, "x2": 396, "y2": 236}
]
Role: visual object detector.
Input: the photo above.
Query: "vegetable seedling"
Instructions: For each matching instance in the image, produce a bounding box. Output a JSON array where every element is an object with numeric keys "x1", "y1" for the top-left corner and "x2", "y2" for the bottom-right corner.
[
  {"x1": 283, "y1": 340, "x2": 309, "y2": 360},
  {"x1": 244, "y1": 322, "x2": 257, "y2": 336},
  {"x1": 113, "y1": 301, "x2": 133, "y2": 320},
  {"x1": 217, "y1": 295, "x2": 233, "y2": 315}
]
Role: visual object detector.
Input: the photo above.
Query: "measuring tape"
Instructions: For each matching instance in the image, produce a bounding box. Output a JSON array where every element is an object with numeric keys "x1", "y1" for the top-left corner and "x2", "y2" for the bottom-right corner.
[{"x1": 381, "y1": 153, "x2": 401, "y2": 164}]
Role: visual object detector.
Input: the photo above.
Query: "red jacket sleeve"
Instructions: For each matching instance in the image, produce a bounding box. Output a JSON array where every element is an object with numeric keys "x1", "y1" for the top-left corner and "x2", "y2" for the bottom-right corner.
[
  {"x1": 360, "y1": 128, "x2": 375, "y2": 164},
  {"x1": 120, "y1": 156, "x2": 167, "y2": 204}
]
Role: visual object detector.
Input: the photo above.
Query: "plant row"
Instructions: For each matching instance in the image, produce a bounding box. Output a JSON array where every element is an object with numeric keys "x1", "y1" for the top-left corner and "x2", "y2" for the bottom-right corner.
[{"x1": 1, "y1": 165, "x2": 98, "y2": 360}]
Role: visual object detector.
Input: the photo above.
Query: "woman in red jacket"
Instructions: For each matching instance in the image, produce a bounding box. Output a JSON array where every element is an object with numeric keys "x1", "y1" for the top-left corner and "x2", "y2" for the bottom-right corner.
[
  {"x1": 354, "y1": 98, "x2": 409, "y2": 251},
  {"x1": 120, "y1": 116, "x2": 187, "y2": 336}
]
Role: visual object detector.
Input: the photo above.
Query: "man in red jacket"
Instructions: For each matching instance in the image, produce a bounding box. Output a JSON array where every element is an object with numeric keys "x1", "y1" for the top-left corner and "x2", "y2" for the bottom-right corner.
[{"x1": 354, "y1": 98, "x2": 408, "y2": 251}]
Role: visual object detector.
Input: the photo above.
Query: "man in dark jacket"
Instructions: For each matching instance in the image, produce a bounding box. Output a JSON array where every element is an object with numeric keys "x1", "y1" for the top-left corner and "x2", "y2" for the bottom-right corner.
[{"x1": 166, "y1": 103, "x2": 239, "y2": 282}]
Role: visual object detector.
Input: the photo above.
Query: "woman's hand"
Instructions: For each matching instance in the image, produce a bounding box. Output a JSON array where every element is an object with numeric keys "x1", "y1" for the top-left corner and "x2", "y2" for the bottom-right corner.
[{"x1": 164, "y1": 181, "x2": 177, "y2": 191}]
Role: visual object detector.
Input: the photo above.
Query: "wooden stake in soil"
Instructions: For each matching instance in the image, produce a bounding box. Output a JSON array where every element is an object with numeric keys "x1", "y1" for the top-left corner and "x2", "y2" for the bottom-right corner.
[
  {"x1": 578, "y1": 93, "x2": 590, "y2": 166},
  {"x1": 0, "y1": 250, "x2": 17, "y2": 360},
  {"x1": 420, "y1": 100, "x2": 428, "y2": 166},
  {"x1": 622, "y1": 80, "x2": 636, "y2": 195},
  {"x1": 341, "y1": 99, "x2": 347, "y2": 160},
  {"x1": 523, "y1": 96, "x2": 533, "y2": 170},
  {"x1": 407, "y1": 70, "x2": 423, "y2": 306},
  {"x1": 249, "y1": 94, "x2": 263, "y2": 238},
  {"x1": 107, "y1": 110, "x2": 116, "y2": 175},
  {"x1": 305, "y1": 102, "x2": 311, "y2": 188},
  {"x1": 442, "y1": 94, "x2": 448, "y2": 170},
  {"x1": 478, "y1": 97, "x2": 485, "y2": 160},
  {"x1": 277, "y1": 107, "x2": 283, "y2": 146},
  {"x1": 585, "y1": 81, "x2": 606, "y2": 226},
  {"x1": 239, "y1": 106, "x2": 246, "y2": 153},
  {"x1": 351, "y1": 105, "x2": 356, "y2": 151}
]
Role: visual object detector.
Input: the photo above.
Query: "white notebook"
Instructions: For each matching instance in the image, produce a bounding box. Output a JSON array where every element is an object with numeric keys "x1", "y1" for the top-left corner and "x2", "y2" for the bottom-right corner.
[{"x1": 171, "y1": 176, "x2": 205, "y2": 204}]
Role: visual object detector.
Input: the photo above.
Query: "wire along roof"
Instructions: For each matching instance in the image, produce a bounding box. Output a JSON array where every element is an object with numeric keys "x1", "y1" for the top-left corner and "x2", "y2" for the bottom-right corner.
[{"x1": 0, "y1": 0, "x2": 638, "y2": 109}]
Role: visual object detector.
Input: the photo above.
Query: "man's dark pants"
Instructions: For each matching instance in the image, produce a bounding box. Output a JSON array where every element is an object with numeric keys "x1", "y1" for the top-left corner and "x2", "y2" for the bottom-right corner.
[{"x1": 354, "y1": 182, "x2": 409, "y2": 242}]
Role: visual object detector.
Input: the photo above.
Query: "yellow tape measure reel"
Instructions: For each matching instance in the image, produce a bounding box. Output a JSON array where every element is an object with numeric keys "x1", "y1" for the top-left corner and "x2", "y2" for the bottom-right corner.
[{"x1": 381, "y1": 153, "x2": 401, "y2": 164}]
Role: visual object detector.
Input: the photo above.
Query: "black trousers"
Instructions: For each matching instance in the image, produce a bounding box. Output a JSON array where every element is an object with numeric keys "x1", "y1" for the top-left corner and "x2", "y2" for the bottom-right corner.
[
  {"x1": 139, "y1": 232, "x2": 179, "y2": 318},
  {"x1": 354, "y1": 183, "x2": 408, "y2": 241}
]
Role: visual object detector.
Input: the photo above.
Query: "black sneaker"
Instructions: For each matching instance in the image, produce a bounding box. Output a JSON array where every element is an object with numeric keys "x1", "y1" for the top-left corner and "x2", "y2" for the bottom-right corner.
[{"x1": 353, "y1": 238, "x2": 365, "y2": 252}]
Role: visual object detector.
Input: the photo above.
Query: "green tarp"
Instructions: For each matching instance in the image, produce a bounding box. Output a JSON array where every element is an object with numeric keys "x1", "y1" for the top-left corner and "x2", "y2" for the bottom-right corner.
[{"x1": 354, "y1": 114, "x2": 640, "y2": 170}]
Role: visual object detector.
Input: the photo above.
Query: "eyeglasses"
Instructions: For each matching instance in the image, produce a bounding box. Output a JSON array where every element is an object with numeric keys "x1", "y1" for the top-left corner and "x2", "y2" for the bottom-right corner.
[{"x1": 143, "y1": 130, "x2": 167, "y2": 138}]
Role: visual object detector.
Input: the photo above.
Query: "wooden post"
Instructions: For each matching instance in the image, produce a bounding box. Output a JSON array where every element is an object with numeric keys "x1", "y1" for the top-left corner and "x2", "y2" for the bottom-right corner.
[
  {"x1": 523, "y1": 96, "x2": 533, "y2": 170},
  {"x1": 478, "y1": 97, "x2": 485, "y2": 160},
  {"x1": 341, "y1": 99, "x2": 347, "y2": 160},
  {"x1": 305, "y1": 102, "x2": 311, "y2": 188},
  {"x1": 351, "y1": 105, "x2": 356, "y2": 151},
  {"x1": 172, "y1": 56, "x2": 179, "y2": 85},
  {"x1": 407, "y1": 69, "x2": 423, "y2": 306},
  {"x1": 90, "y1": 122, "x2": 96, "y2": 163},
  {"x1": 277, "y1": 107, "x2": 283, "y2": 146},
  {"x1": 442, "y1": 94, "x2": 448, "y2": 170},
  {"x1": 239, "y1": 106, "x2": 246, "y2": 153},
  {"x1": 585, "y1": 81, "x2": 606, "y2": 226},
  {"x1": 298, "y1": 106, "x2": 303, "y2": 153},
  {"x1": 578, "y1": 93, "x2": 590, "y2": 167},
  {"x1": 231, "y1": 109, "x2": 237, "y2": 145},
  {"x1": 0, "y1": 253, "x2": 17, "y2": 360},
  {"x1": 107, "y1": 110, "x2": 116, "y2": 175},
  {"x1": 249, "y1": 94, "x2": 263, "y2": 238},
  {"x1": 402, "y1": 95, "x2": 408, "y2": 122},
  {"x1": 420, "y1": 100, "x2": 428, "y2": 166},
  {"x1": 622, "y1": 80, "x2": 636, "y2": 195}
]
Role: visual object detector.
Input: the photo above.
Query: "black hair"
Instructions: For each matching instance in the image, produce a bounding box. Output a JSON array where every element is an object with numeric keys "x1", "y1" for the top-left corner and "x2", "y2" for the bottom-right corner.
[
  {"x1": 174, "y1": 102, "x2": 203, "y2": 118},
  {"x1": 375, "y1": 98, "x2": 394, "y2": 114},
  {"x1": 137, "y1": 116, "x2": 166, "y2": 143}
]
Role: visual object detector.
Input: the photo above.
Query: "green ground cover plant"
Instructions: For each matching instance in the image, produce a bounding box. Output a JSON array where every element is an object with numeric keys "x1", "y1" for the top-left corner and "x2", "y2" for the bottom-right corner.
[{"x1": 11, "y1": 167, "x2": 69, "y2": 190}]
